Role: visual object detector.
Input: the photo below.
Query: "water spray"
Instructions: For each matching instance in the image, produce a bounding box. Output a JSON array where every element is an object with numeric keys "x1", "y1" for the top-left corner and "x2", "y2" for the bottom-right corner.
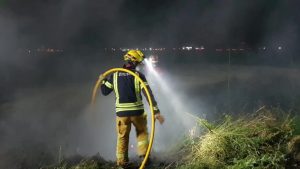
[
  {"x1": 144, "y1": 57, "x2": 201, "y2": 141},
  {"x1": 144, "y1": 58, "x2": 191, "y2": 118},
  {"x1": 91, "y1": 68, "x2": 155, "y2": 169}
]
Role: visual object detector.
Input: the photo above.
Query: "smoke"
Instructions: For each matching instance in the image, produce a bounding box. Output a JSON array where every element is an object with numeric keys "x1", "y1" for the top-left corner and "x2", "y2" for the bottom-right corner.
[{"x1": 0, "y1": 1, "x2": 125, "y2": 168}]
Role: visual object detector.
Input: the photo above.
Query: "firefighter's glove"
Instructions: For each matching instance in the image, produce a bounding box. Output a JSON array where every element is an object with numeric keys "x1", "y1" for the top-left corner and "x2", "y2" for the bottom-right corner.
[{"x1": 155, "y1": 113, "x2": 165, "y2": 125}]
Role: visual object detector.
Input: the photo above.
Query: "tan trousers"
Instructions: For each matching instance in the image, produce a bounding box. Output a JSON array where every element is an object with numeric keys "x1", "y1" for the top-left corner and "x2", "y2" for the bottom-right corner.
[{"x1": 116, "y1": 113, "x2": 149, "y2": 166}]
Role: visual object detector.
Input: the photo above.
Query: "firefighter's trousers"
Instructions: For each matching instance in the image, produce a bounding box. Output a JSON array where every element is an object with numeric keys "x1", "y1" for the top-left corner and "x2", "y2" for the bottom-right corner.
[{"x1": 116, "y1": 113, "x2": 149, "y2": 166}]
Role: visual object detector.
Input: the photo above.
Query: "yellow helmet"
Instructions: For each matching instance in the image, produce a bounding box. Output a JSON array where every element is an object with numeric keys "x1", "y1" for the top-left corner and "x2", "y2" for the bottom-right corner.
[{"x1": 124, "y1": 50, "x2": 145, "y2": 63}]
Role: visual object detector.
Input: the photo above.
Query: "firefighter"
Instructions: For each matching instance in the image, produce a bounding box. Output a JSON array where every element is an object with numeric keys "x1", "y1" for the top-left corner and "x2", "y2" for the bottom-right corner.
[{"x1": 100, "y1": 49, "x2": 165, "y2": 168}]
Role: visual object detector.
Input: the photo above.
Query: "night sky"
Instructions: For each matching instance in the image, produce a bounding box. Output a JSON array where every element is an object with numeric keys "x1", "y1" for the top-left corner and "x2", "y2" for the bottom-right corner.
[{"x1": 1, "y1": 0, "x2": 300, "y2": 49}]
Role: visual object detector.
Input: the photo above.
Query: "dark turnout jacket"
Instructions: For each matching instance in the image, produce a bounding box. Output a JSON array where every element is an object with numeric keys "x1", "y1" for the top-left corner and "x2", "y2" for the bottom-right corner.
[{"x1": 101, "y1": 65, "x2": 159, "y2": 117}]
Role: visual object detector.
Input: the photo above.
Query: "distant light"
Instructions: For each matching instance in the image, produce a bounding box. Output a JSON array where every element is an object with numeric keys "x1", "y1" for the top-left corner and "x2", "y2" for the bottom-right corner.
[
  {"x1": 186, "y1": 46, "x2": 192, "y2": 50},
  {"x1": 278, "y1": 46, "x2": 282, "y2": 50},
  {"x1": 149, "y1": 48, "x2": 152, "y2": 51},
  {"x1": 263, "y1": 46, "x2": 266, "y2": 50}
]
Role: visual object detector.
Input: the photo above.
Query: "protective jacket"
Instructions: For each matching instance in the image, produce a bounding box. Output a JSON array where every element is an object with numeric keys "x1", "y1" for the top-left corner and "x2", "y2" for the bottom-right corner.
[{"x1": 101, "y1": 64, "x2": 159, "y2": 117}]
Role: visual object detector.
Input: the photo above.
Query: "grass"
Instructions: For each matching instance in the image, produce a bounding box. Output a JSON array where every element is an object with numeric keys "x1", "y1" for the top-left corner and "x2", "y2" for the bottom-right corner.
[
  {"x1": 41, "y1": 155, "x2": 116, "y2": 169},
  {"x1": 175, "y1": 109, "x2": 296, "y2": 169}
]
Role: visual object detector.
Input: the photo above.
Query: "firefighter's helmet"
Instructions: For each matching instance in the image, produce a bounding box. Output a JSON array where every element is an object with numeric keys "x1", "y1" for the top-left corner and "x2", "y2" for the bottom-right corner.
[{"x1": 124, "y1": 50, "x2": 145, "y2": 63}]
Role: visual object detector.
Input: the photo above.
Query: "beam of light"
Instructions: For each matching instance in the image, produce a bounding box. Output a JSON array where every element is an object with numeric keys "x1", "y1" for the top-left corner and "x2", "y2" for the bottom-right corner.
[
  {"x1": 144, "y1": 57, "x2": 199, "y2": 127},
  {"x1": 143, "y1": 56, "x2": 204, "y2": 152},
  {"x1": 144, "y1": 58, "x2": 185, "y2": 113},
  {"x1": 144, "y1": 58, "x2": 158, "y2": 77}
]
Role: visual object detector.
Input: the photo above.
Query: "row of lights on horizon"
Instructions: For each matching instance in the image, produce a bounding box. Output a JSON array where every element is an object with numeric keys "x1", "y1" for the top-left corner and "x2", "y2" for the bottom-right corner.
[
  {"x1": 105, "y1": 46, "x2": 204, "y2": 52},
  {"x1": 23, "y1": 45, "x2": 284, "y2": 54},
  {"x1": 25, "y1": 48, "x2": 64, "y2": 54},
  {"x1": 105, "y1": 46, "x2": 284, "y2": 52}
]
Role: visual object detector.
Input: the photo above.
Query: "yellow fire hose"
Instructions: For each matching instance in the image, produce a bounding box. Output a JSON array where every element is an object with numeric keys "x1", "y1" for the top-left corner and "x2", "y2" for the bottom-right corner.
[{"x1": 91, "y1": 68, "x2": 155, "y2": 169}]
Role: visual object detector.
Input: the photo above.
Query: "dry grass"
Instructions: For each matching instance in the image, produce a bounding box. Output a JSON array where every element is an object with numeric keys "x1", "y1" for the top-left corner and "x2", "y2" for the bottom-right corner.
[{"x1": 176, "y1": 109, "x2": 296, "y2": 169}]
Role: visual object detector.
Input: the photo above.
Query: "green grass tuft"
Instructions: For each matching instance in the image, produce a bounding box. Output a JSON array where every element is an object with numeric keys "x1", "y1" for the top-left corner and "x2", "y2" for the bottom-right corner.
[{"x1": 176, "y1": 109, "x2": 296, "y2": 169}]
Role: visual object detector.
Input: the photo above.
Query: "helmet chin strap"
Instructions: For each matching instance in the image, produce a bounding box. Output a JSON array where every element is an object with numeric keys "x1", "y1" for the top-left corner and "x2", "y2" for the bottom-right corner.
[{"x1": 124, "y1": 61, "x2": 138, "y2": 69}]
